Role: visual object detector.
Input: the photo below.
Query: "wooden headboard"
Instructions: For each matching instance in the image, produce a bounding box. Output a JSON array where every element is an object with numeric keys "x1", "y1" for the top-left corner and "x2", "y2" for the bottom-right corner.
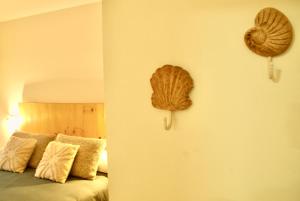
[{"x1": 19, "y1": 102, "x2": 105, "y2": 138}]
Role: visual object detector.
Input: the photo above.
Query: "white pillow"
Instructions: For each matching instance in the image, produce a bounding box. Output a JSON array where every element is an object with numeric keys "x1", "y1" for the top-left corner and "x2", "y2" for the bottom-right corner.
[
  {"x1": 35, "y1": 141, "x2": 79, "y2": 183},
  {"x1": 0, "y1": 136, "x2": 37, "y2": 173},
  {"x1": 13, "y1": 132, "x2": 55, "y2": 168},
  {"x1": 55, "y1": 134, "x2": 103, "y2": 179}
]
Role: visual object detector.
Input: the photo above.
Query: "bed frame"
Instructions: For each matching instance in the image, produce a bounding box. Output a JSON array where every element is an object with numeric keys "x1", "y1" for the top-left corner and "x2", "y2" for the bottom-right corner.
[{"x1": 18, "y1": 102, "x2": 105, "y2": 138}]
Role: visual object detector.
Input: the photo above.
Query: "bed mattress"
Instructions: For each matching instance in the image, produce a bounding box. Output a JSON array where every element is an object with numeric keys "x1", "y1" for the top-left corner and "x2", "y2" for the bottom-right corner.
[{"x1": 0, "y1": 168, "x2": 108, "y2": 201}]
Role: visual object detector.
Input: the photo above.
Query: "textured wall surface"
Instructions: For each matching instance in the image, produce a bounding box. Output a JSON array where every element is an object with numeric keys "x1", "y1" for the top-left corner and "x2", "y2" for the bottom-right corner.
[{"x1": 103, "y1": 0, "x2": 300, "y2": 201}]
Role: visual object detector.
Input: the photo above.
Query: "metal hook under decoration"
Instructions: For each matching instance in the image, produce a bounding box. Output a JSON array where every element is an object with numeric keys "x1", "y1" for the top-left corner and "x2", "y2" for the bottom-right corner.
[
  {"x1": 268, "y1": 57, "x2": 274, "y2": 80},
  {"x1": 164, "y1": 111, "x2": 173, "y2": 130},
  {"x1": 244, "y1": 8, "x2": 293, "y2": 83},
  {"x1": 150, "y1": 65, "x2": 194, "y2": 131},
  {"x1": 267, "y1": 57, "x2": 281, "y2": 83}
]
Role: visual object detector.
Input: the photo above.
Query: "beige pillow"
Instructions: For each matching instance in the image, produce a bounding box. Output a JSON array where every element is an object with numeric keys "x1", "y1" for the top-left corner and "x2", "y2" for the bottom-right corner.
[
  {"x1": 35, "y1": 141, "x2": 79, "y2": 183},
  {"x1": 98, "y1": 139, "x2": 108, "y2": 173},
  {"x1": 0, "y1": 136, "x2": 37, "y2": 173},
  {"x1": 56, "y1": 134, "x2": 103, "y2": 179},
  {"x1": 13, "y1": 132, "x2": 55, "y2": 168}
]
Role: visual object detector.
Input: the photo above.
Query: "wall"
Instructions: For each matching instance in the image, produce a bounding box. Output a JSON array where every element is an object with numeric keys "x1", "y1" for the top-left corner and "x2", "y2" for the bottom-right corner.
[
  {"x1": 0, "y1": 2, "x2": 103, "y2": 145},
  {"x1": 0, "y1": 0, "x2": 100, "y2": 22},
  {"x1": 103, "y1": 0, "x2": 300, "y2": 201}
]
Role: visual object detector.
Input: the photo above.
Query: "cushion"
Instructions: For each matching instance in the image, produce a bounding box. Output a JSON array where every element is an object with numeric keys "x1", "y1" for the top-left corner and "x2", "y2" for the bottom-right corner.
[
  {"x1": 35, "y1": 141, "x2": 79, "y2": 183},
  {"x1": 0, "y1": 136, "x2": 37, "y2": 173},
  {"x1": 55, "y1": 134, "x2": 103, "y2": 179},
  {"x1": 13, "y1": 132, "x2": 55, "y2": 168},
  {"x1": 98, "y1": 139, "x2": 108, "y2": 173}
]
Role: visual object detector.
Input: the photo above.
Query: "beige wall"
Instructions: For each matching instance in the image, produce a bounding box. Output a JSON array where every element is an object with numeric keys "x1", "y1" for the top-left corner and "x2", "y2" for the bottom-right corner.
[
  {"x1": 0, "y1": 2, "x2": 102, "y2": 145},
  {"x1": 103, "y1": 0, "x2": 300, "y2": 201}
]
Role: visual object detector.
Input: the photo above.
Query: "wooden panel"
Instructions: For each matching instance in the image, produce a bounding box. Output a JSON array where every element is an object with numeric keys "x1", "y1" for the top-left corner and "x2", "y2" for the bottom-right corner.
[{"x1": 19, "y1": 103, "x2": 105, "y2": 138}]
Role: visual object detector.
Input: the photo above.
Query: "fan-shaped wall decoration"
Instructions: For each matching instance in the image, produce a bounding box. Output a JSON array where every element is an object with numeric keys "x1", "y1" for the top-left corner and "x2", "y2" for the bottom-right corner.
[
  {"x1": 244, "y1": 7, "x2": 293, "y2": 82},
  {"x1": 150, "y1": 65, "x2": 193, "y2": 130}
]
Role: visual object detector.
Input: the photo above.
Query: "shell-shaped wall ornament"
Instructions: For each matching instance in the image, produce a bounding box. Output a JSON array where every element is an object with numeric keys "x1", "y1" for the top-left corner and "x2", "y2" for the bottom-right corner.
[
  {"x1": 244, "y1": 7, "x2": 293, "y2": 82},
  {"x1": 244, "y1": 7, "x2": 293, "y2": 57},
  {"x1": 150, "y1": 65, "x2": 193, "y2": 130}
]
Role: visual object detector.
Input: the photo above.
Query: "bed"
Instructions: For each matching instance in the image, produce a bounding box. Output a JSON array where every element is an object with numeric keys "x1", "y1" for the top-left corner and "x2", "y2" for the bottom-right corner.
[
  {"x1": 0, "y1": 169, "x2": 108, "y2": 201},
  {"x1": 0, "y1": 102, "x2": 108, "y2": 201}
]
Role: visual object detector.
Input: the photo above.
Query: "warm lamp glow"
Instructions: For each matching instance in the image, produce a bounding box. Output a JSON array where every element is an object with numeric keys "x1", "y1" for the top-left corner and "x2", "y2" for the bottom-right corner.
[
  {"x1": 6, "y1": 114, "x2": 23, "y2": 134},
  {"x1": 99, "y1": 149, "x2": 108, "y2": 173},
  {"x1": 101, "y1": 149, "x2": 107, "y2": 162}
]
